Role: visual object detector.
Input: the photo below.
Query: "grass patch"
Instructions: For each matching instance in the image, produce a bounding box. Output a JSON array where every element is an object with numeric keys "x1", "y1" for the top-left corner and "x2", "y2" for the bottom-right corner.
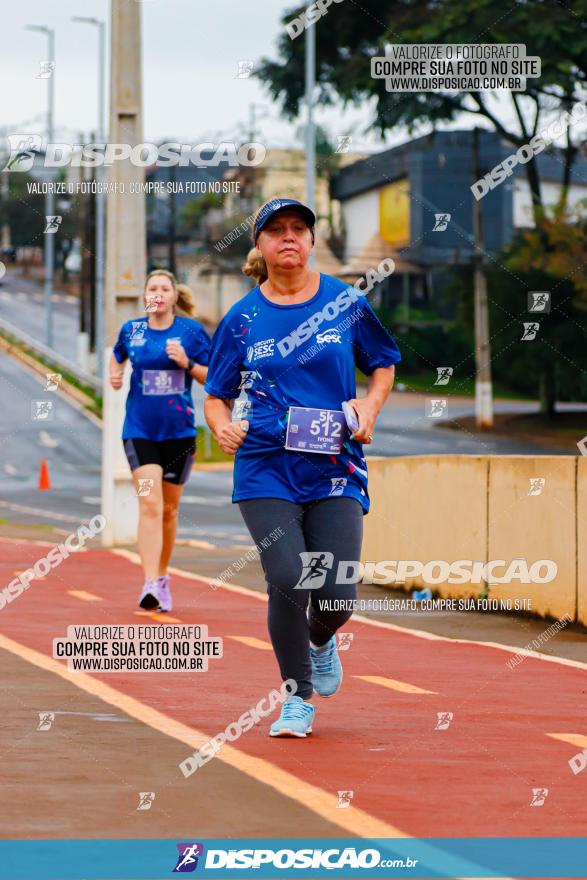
[
  {"x1": 390, "y1": 370, "x2": 535, "y2": 401},
  {"x1": 0, "y1": 519, "x2": 55, "y2": 532},
  {"x1": 437, "y1": 410, "x2": 587, "y2": 450},
  {"x1": 195, "y1": 426, "x2": 233, "y2": 463}
]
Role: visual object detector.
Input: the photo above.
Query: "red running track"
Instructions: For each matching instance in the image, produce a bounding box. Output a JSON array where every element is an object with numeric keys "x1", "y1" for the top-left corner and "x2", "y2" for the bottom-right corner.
[{"x1": 1, "y1": 537, "x2": 586, "y2": 839}]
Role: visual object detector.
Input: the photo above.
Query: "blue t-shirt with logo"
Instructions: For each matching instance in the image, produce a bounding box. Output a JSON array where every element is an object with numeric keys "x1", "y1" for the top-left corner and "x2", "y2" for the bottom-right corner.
[
  {"x1": 113, "y1": 315, "x2": 211, "y2": 441},
  {"x1": 204, "y1": 273, "x2": 401, "y2": 513}
]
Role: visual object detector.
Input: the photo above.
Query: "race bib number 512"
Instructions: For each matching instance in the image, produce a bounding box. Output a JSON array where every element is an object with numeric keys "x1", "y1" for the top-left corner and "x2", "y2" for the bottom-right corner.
[{"x1": 285, "y1": 407, "x2": 347, "y2": 454}]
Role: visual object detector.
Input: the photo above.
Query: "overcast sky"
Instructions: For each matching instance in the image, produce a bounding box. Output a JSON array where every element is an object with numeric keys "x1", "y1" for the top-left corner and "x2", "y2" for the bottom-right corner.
[{"x1": 2, "y1": 0, "x2": 551, "y2": 156}]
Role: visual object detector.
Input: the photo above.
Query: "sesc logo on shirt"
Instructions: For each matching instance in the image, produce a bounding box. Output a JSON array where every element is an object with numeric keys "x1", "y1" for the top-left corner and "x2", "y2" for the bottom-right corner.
[
  {"x1": 247, "y1": 338, "x2": 275, "y2": 362},
  {"x1": 316, "y1": 328, "x2": 342, "y2": 345}
]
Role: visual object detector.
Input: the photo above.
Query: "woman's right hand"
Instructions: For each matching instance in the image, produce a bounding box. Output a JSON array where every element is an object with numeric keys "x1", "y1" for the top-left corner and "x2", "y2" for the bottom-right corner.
[
  {"x1": 110, "y1": 369, "x2": 124, "y2": 390},
  {"x1": 216, "y1": 420, "x2": 249, "y2": 455}
]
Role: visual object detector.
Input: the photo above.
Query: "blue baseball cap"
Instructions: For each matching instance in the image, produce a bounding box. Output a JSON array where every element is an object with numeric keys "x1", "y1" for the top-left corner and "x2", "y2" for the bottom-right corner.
[{"x1": 254, "y1": 198, "x2": 316, "y2": 241}]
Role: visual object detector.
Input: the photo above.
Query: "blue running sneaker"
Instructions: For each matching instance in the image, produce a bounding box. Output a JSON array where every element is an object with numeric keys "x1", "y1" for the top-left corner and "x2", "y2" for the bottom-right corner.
[
  {"x1": 310, "y1": 636, "x2": 342, "y2": 697},
  {"x1": 269, "y1": 696, "x2": 314, "y2": 738}
]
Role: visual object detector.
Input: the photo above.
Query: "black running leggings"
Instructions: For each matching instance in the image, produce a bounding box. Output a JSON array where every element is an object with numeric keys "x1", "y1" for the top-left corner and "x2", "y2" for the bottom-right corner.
[{"x1": 238, "y1": 497, "x2": 363, "y2": 700}]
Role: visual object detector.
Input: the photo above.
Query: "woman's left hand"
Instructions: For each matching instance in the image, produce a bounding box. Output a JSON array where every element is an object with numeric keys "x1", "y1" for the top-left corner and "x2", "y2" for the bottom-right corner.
[
  {"x1": 346, "y1": 396, "x2": 380, "y2": 445},
  {"x1": 166, "y1": 340, "x2": 189, "y2": 369}
]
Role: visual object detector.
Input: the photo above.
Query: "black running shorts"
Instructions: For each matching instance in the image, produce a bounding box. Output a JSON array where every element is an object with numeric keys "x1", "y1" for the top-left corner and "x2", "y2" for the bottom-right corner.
[{"x1": 123, "y1": 437, "x2": 196, "y2": 485}]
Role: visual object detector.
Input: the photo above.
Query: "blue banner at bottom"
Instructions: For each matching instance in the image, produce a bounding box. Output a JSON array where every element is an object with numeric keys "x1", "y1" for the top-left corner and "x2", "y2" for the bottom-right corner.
[{"x1": 0, "y1": 837, "x2": 585, "y2": 879}]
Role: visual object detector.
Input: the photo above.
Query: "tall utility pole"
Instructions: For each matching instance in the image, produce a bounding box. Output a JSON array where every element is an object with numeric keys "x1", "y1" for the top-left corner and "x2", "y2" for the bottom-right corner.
[
  {"x1": 249, "y1": 103, "x2": 258, "y2": 146},
  {"x1": 78, "y1": 133, "x2": 94, "y2": 360},
  {"x1": 167, "y1": 163, "x2": 177, "y2": 275},
  {"x1": 471, "y1": 127, "x2": 493, "y2": 428},
  {"x1": 72, "y1": 16, "x2": 106, "y2": 377},
  {"x1": 25, "y1": 24, "x2": 55, "y2": 348},
  {"x1": 305, "y1": 20, "x2": 316, "y2": 265},
  {"x1": 247, "y1": 103, "x2": 267, "y2": 207},
  {"x1": 305, "y1": 22, "x2": 316, "y2": 207},
  {"x1": 0, "y1": 170, "x2": 10, "y2": 250},
  {"x1": 101, "y1": 0, "x2": 146, "y2": 546}
]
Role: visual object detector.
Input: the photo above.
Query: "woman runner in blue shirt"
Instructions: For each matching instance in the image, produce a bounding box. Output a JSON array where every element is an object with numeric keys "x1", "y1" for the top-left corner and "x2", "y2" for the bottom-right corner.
[
  {"x1": 110, "y1": 270, "x2": 211, "y2": 612},
  {"x1": 204, "y1": 199, "x2": 401, "y2": 737}
]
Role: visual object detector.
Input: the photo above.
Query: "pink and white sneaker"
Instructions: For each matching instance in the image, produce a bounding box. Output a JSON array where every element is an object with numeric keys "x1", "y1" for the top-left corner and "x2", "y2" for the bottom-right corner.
[
  {"x1": 157, "y1": 575, "x2": 173, "y2": 612},
  {"x1": 139, "y1": 579, "x2": 160, "y2": 610}
]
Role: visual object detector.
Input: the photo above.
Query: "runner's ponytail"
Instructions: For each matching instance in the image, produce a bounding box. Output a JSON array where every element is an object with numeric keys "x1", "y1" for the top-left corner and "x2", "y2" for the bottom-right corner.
[
  {"x1": 242, "y1": 248, "x2": 268, "y2": 285},
  {"x1": 175, "y1": 283, "x2": 198, "y2": 318}
]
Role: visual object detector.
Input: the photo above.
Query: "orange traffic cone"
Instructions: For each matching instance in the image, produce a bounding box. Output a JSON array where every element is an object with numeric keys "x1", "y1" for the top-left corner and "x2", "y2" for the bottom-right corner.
[{"x1": 38, "y1": 457, "x2": 52, "y2": 491}]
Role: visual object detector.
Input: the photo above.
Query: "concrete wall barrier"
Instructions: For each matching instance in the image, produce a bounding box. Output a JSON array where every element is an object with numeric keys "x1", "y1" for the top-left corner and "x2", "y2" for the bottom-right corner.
[
  {"x1": 487, "y1": 456, "x2": 576, "y2": 622},
  {"x1": 363, "y1": 455, "x2": 582, "y2": 623},
  {"x1": 577, "y1": 456, "x2": 587, "y2": 627}
]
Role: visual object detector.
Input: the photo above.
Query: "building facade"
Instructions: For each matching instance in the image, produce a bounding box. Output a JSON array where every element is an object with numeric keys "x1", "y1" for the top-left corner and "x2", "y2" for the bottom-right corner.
[{"x1": 330, "y1": 128, "x2": 587, "y2": 319}]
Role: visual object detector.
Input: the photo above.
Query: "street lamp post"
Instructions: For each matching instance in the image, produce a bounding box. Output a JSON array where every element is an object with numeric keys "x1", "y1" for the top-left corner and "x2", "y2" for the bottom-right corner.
[
  {"x1": 305, "y1": 23, "x2": 316, "y2": 210},
  {"x1": 101, "y1": 0, "x2": 145, "y2": 546},
  {"x1": 25, "y1": 24, "x2": 55, "y2": 349},
  {"x1": 471, "y1": 127, "x2": 493, "y2": 429},
  {"x1": 305, "y1": 19, "x2": 316, "y2": 268},
  {"x1": 72, "y1": 16, "x2": 106, "y2": 377}
]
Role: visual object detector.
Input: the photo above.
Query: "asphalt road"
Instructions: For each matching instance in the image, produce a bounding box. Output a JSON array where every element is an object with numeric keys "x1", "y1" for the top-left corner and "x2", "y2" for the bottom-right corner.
[
  {"x1": 0, "y1": 268, "x2": 81, "y2": 362},
  {"x1": 364, "y1": 393, "x2": 571, "y2": 457},
  {"x1": 0, "y1": 268, "x2": 572, "y2": 541},
  {"x1": 0, "y1": 347, "x2": 249, "y2": 546}
]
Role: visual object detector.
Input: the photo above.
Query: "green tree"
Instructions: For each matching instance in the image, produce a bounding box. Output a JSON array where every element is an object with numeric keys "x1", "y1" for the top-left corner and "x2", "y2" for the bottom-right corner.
[
  {"x1": 442, "y1": 245, "x2": 587, "y2": 414},
  {"x1": 294, "y1": 122, "x2": 343, "y2": 181},
  {"x1": 504, "y1": 212, "x2": 587, "y2": 414},
  {"x1": 488, "y1": 259, "x2": 587, "y2": 414},
  {"x1": 257, "y1": 0, "x2": 587, "y2": 223},
  {"x1": 180, "y1": 191, "x2": 224, "y2": 233},
  {"x1": 0, "y1": 173, "x2": 44, "y2": 247},
  {"x1": 508, "y1": 207, "x2": 587, "y2": 303},
  {"x1": 257, "y1": 0, "x2": 587, "y2": 414}
]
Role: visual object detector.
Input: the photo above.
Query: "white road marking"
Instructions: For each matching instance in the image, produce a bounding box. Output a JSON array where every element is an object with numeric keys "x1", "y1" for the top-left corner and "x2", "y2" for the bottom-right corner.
[
  {"x1": 0, "y1": 500, "x2": 83, "y2": 523},
  {"x1": 181, "y1": 494, "x2": 232, "y2": 506},
  {"x1": 39, "y1": 430, "x2": 60, "y2": 448},
  {"x1": 68, "y1": 589, "x2": 102, "y2": 602},
  {"x1": 42, "y1": 710, "x2": 130, "y2": 722}
]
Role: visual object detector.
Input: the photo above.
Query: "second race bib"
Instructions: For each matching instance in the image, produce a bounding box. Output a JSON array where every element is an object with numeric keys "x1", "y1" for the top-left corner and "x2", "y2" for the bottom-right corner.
[
  {"x1": 142, "y1": 369, "x2": 185, "y2": 395},
  {"x1": 285, "y1": 407, "x2": 347, "y2": 455}
]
